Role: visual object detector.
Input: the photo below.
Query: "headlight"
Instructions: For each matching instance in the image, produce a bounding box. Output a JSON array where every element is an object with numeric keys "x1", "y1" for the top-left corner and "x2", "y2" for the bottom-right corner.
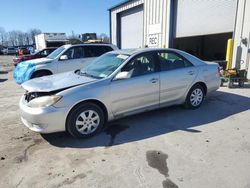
[{"x1": 28, "y1": 95, "x2": 62, "y2": 108}]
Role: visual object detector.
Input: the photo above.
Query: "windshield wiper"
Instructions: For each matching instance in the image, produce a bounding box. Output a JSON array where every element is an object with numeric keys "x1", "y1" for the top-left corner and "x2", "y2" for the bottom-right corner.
[{"x1": 80, "y1": 71, "x2": 102, "y2": 79}]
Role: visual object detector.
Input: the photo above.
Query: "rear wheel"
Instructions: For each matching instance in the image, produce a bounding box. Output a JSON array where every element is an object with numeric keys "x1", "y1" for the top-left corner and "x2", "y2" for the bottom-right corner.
[
  {"x1": 31, "y1": 71, "x2": 52, "y2": 79},
  {"x1": 66, "y1": 102, "x2": 105, "y2": 138},
  {"x1": 227, "y1": 81, "x2": 233, "y2": 88},
  {"x1": 185, "y1": 84, "x2": 205, "y2": 109},
  {"x1": 238, "y1": 80, "x2": 244, "y2": 87}
]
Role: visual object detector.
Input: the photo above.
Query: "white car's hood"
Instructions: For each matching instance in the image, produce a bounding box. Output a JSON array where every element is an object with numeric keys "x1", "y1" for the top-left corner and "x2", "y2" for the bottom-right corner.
[
  {"x1": 22, "y1": 71, "x2": 97, "y2": 92},
  {"x1": 25, "y1": 57, "x2": 53, "y2": 65}
]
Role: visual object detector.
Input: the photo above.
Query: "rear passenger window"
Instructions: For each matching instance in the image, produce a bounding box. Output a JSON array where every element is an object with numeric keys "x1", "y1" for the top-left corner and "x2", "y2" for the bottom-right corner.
[
  {"x1": 158, "y1": 52, "x2": 193, "y2": 71},
  {"x1": 84, "y1": 46, "x2": 113, "y2": 57},
  {"x1": 101, "y1": 46, "x2": 113, "y2": 53}
]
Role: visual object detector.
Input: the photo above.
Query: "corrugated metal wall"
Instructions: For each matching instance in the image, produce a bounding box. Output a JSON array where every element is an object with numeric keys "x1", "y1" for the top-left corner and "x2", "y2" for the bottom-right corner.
[
  {"x1": 144, "y1": 0, "x2": 170, "y2": 48},
  {"x1": 231, "y1": 0, "x2": 250, "y2": 79},
  {"x1": 110, "y1": 0, "x2": 171, "y2": 48}
]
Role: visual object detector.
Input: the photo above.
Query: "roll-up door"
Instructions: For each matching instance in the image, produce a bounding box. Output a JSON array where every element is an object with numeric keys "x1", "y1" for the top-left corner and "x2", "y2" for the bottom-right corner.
[
  {"x1": 119, "y1": 5, "x2": 143, "y2": 49},
  {"x1": 174, "y1": 0, "x2": 237, "y2": 38}
]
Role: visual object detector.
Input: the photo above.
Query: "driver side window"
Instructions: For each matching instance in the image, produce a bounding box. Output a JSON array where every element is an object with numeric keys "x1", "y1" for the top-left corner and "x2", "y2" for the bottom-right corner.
[
  {"x1": 121, "y1": 53, "x2": 157, "y2": 78},
  {"x1": 62, "y1": 47, "x2": 84, "y2": 60},
  {"x1": 63, "y1": 48, "x2": 74, "y2": 60},
  {"x1": 40, "y1": 50, "x2": 48, "y2": 56}
]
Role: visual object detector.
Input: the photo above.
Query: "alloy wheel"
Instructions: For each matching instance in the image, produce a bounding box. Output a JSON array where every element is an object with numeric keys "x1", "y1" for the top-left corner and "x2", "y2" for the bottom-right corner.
[
  {"x1": 190, "y1": 88, "x2": 203, "y2": 107},
  {"x1": 75, "y1": 110, "x2": 100, "y2": 135}
]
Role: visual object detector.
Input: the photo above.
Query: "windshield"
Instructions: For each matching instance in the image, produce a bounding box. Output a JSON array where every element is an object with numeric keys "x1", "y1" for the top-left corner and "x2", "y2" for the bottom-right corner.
[
  {"x1": 47, "y1": 46, "x2": 65, "y2": 59},
  {"x1": 80, "y1": 53, "x2": 129, "y2": 79}
]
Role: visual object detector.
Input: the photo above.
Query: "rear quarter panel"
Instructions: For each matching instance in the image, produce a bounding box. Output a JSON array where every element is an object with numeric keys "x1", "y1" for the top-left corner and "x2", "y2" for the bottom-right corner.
[{"x1": 196, "y1": 62, "x2": 220, "y2": 94}]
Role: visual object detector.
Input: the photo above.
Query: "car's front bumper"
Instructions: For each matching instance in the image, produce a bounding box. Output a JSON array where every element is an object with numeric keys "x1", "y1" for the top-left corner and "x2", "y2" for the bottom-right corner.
[{"x1": 19, "y1": 95, "x2": 69, "y2": 133}]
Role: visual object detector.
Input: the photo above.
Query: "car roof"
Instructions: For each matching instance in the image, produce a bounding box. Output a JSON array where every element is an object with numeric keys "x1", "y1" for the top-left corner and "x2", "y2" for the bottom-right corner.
[
  {"x1": 109, "y1": 48, "x2": 185, "y2": 55},
  {"x1": 109, "y1": 48, "x2": 205, "y2": 66}
]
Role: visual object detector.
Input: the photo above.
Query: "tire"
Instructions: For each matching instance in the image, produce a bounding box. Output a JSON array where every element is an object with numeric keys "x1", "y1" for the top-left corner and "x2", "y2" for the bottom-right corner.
[
  {"x1": 238, "y1": 80, "x2": 244, "y2": 87},
  {"x1": 66, "y1": 102, "x2": 105, "y2": 138},
  {"x1": 31, "y1": 71, "x2": 52, "y2": 79},
  {"x1": 220, "y1": 80, "x2": 224, "y2": 87},
  {"x1": 227, "y1": 81, "x2": 233, "y2": 88},
  {"x1": 184, "y1": 84, "x2": 205, "y2": 109}
]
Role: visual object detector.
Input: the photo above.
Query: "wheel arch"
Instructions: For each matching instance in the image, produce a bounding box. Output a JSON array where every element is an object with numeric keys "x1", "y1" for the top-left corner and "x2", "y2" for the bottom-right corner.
[
  {"x1": 65, "y1": 99, "x2": 109, "y2": 130},
  {"x1": 31, "y1": 69, "x2": 53, "y2": 78},
  {"x1": 193, "y1": 81, "x2": 207, "y2": 96}
]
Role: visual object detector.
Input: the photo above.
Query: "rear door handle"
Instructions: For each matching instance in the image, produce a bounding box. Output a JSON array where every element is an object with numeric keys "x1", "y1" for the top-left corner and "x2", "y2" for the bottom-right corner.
[
  {"x1": 150, "y1": 78, "x2": 158, "y2": 83},
  {"x1": 188, "y1": 71, "x2": 194, "y2": 75}
]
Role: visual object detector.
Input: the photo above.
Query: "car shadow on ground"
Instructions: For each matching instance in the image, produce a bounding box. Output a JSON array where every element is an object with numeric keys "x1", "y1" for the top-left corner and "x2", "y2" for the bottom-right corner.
[
  {"x1": 0, "y1": 71, "x2": 8, "y2": 74},
  {"x1": 0, "y1": 79, "x2": 8, "y2": 82},
  {"x1": 42, "y1": 91, "x2": 250, "y2": 148}
]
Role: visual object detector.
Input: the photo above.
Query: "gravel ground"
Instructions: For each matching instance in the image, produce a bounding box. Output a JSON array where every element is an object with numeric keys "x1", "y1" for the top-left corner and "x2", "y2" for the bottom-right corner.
[{"x1": 0, "y1": 55, "x2": 250, "y2": 188}]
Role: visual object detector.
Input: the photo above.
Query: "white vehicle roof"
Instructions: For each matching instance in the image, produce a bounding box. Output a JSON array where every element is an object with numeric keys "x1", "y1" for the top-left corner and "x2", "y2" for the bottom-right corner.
[{"x1": 62, "y1": 43, "x2": 118, "y2": 50}]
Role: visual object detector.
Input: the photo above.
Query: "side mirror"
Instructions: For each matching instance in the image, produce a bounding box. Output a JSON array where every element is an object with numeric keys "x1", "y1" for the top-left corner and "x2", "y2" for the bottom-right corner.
[
  {"x1": 60, "y1": 55, "x2": 68, "y2": 61},
  {"x1": 114, "y1": 71, "x2": 130, "y2": 80}
]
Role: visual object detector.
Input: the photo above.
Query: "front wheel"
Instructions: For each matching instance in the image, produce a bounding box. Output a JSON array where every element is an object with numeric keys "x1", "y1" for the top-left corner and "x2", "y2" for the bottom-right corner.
[
  {"x1": 184, "y1": 84, "x2": 205, "y2": 109},
  {"x1": 66, "y1": 103, "x2": 105, "y2": 138}
]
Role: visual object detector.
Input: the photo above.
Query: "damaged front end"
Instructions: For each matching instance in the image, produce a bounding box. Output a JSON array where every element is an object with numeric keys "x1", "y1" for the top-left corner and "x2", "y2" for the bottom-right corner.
[
  {"x1": 24, "y1": 91, "x2": 55, "y2": 102},
  {"x1": 23, "y1": 88, "x2": 66, "y2": 108}
]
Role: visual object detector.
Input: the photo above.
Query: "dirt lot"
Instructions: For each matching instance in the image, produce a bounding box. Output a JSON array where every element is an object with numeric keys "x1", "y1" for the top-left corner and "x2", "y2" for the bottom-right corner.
[{"x1": 0, "y1": 55, "x2": 250, "y2": 188}]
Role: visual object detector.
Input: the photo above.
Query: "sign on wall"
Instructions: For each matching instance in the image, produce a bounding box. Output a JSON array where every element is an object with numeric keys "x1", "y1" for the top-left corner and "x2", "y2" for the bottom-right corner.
[
  {"x1": 148, "y1": 34, "x2": 159, "y2": 47},
  {"x1": 147, "y1": 24, "x2": 162, "y2": 47}
]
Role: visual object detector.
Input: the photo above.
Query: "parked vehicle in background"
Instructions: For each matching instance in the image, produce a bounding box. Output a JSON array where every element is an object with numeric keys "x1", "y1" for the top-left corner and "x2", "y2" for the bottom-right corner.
[
  {"x1": 13, "y1": 47, "x2": 57, "y2": 66},
  {"x1": 13, "y1": 43, "x2": 118, "y2": 84},
  {"x1": 3, "y1": 47, "x2": 17, "y2": 55},
  {"x1": 35, "y1": 33, "x2": 68, "y2": 50},
  {"x1": 16, "y1": 47, "x2": 30, "y2": 56},
  {"x1": 19, "y1": 48, "x2": 221, "y2": 138}
]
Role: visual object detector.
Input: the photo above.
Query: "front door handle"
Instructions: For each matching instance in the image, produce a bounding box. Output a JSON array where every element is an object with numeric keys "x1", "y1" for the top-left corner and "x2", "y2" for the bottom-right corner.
[
  {"x1": 188, "y1": 71, "x2": 194, "y2": 75},
  {"x1": 150, "y1": 78, "x2": 158, "y2": 83}
]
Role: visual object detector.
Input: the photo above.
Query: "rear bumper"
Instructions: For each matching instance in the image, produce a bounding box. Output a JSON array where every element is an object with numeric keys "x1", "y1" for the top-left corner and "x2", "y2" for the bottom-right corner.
[{"x1": 19, "y1": 96, "x2": 69, "y2": 133}]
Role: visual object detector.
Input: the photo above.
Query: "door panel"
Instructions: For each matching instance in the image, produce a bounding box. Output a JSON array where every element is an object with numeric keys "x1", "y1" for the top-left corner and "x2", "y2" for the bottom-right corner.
[
  {"x1": 110, "y1": 73, "x2": 160, "y2": 115},
  {"x1": 110, "y1": 52, "x2": 160, "y2": 116},
  {"x1": 157, "y1": 51, "x2": 197, "y2": 104},
  {"x1": 57, "y1": 47, "x2": 94, "y2": 73},
  {"x1": 160, "y1": 67, "x2": 197, "y2": 104}
]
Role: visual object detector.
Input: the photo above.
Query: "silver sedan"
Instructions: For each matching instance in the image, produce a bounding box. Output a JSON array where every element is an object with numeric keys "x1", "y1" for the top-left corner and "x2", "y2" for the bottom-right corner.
[{"x1": 19, "y1": 48, "x2": 221, "y2": 138}]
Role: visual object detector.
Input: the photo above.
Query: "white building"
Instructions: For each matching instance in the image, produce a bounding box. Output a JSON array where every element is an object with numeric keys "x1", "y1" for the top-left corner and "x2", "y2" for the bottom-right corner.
[
  {"x1": 109, "y1": 0, "x2": 249, "y2": 79},
  {"x1": 35, "y1": 33, "x2": 68, "y2": 50}
]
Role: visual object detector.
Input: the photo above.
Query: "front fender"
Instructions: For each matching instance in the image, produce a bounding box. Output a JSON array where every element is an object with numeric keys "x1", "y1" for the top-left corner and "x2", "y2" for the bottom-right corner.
[{"x1": 54, "y1": 80, "x2": 114, "y2": 120}]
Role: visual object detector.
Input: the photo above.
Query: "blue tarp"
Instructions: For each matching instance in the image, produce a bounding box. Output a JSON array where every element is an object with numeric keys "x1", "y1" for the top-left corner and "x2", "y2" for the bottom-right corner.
[{"x1": 13, "y1": 61, "x2": 35, "y2": 85}]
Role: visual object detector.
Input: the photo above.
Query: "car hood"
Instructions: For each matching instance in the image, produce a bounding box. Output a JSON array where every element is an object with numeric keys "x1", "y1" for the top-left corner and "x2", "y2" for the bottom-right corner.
[
  {"x1": 21, "y1": 71, "x2": 98, "y2": 92},
  {"x1": 25, "y1": 57, "x2": 53, "y2": 65}
]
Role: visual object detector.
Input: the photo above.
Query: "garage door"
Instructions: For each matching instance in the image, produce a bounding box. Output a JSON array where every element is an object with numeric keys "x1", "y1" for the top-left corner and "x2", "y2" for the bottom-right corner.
[
  {"x1": 174, "y1": 0, "x2": 237, "y2": 38},
  {"x1": 120, "y1": 6, "x2": 143, "y2": 49}
]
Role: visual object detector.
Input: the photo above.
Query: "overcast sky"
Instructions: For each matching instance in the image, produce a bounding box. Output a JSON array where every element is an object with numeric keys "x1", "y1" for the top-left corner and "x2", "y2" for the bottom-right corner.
[{"x1": 0, "y1": 0, "x2": 122, "y2": 35}]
